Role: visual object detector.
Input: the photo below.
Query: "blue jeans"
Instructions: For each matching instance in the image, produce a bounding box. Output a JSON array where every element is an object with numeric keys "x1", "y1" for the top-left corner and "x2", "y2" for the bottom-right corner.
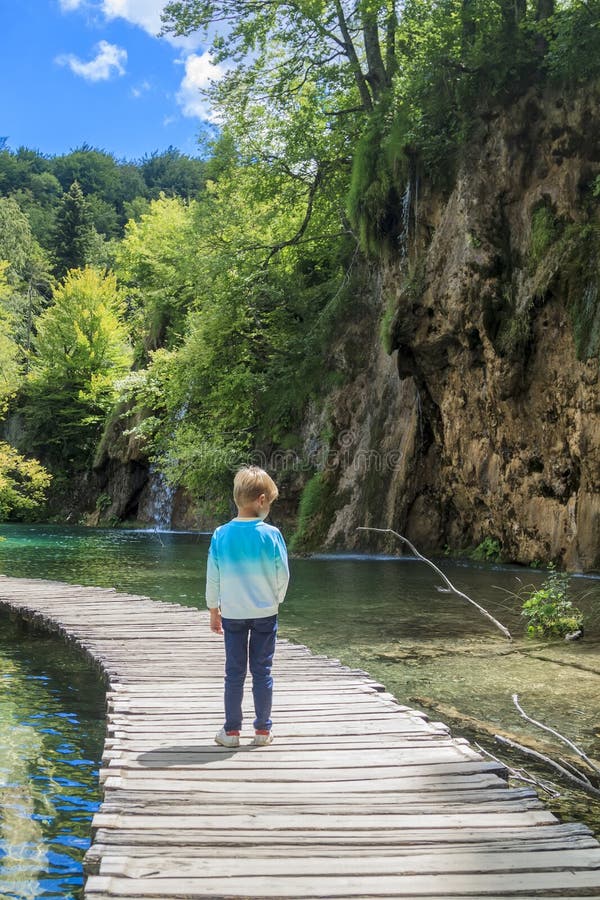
[{"x1": 221, "y1": 615, "x2": 278, "y2": 732}]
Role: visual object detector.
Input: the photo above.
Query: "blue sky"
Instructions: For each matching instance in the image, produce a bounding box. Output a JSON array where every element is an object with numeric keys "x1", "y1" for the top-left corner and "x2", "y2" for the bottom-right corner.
[{"x1": 0, "y1": 0, "x2": 219, "y2": 160}]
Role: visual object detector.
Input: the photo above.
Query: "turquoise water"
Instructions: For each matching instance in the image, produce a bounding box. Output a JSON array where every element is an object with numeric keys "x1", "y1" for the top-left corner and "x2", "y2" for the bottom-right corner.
[
  {"x1": 0, "y1": 611, "x2": 105, "y2": 899},
  {"x1": 0, "y1": 520, "x2": 599, "y2": 892}
]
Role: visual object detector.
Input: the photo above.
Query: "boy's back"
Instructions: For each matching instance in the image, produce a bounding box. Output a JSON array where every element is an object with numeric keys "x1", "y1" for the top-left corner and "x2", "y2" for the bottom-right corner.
[
  {"x1": 206, "y1": 465, "x2": 289, "y2": 748},
  {"x1": 206, "y1": 519, "x2": 289, "y2": 619}
]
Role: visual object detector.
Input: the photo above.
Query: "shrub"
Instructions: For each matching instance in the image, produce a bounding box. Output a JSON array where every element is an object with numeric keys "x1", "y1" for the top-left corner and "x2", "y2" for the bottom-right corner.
[
  {"x1": 290, "y1": 471, "x2": 335, "y2": 553},
  {"x1": 521, "y1": 564, "x2": 583, "y2": 638},
  {"x1": 471, "y1": 537, "x2": 502, "y2": 562}
]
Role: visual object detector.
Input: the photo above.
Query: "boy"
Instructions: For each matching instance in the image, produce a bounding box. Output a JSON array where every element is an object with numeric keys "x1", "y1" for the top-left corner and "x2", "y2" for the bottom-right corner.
[{"x1": 206, "y1": 465, "x2": 289, "y2": 748}]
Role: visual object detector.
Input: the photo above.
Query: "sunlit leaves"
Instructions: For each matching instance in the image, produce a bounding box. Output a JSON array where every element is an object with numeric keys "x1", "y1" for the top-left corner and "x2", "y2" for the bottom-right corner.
[
  {"x1": 0, "y1": 441, "x2": 51, "y2": 520},
  {"x1": 25, "y1": 268, "x2": 132, "y2": 466}
]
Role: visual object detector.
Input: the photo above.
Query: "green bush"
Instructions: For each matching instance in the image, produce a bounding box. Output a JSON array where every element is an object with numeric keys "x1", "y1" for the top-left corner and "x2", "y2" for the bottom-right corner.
[
  {"x1": 530, "y1": 204, "x2": 560, "y2": 266},
  {"x1": 347, "y1": 111, "x2": 407, "y2": 258},
  {"x1": 471, "y1": 537, "x2": 502, "y2": 562},
  {"x1": 521, "y1": 564, "x2": 583, "y2": 638},
  {"x1": 290, "y1": 471, "x2": 334, "y2": 553}
]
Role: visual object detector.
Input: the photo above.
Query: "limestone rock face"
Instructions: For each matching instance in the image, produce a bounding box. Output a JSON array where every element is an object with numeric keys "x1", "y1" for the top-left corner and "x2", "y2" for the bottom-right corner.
[{"x1": 309, "y1": 86, "x2": 600, "y2": 571}]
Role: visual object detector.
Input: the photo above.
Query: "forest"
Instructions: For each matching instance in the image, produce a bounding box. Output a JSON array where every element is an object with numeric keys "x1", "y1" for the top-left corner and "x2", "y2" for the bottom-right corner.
[{"x1": 1, "y1": 0, "x2": 600, "y2": 544}]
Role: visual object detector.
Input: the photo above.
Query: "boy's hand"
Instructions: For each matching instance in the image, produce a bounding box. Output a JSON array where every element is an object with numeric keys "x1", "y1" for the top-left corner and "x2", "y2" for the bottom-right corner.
[{"x1": 209, "y1": 608, "x2": 223, "y2": 634}]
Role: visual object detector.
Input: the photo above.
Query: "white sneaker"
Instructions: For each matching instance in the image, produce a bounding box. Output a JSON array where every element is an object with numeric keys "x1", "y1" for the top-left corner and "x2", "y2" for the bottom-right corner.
[
  {"x1": 215, "y1": 728, "x2": 240, "y2": 748},
  {"x1": 252, "y1": 730, "x2": 273, "y2": 746}
]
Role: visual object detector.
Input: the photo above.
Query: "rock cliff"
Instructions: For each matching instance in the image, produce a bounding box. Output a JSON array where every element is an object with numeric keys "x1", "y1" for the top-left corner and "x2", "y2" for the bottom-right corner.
[{"x1": 304, "y1": 84, "x2": 600, "y2": 572}]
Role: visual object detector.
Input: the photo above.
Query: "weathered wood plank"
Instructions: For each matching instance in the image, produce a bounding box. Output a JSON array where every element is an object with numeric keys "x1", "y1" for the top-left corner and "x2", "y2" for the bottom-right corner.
[
  {"x1": 83, "y1": 869, "x2": 600, "y2": 897},
  {"x1": 98, "y1": 847, "x2": 600, "y2": 877}
]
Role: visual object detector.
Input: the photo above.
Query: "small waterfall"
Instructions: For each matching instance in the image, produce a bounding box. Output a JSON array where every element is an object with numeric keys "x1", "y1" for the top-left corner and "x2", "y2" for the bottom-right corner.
[
  {"x1": 146, "y1": 467, "x2": 176, "y2": 531},
  {"x1": 399, "y1": 167, "x2": 419, "y2": 261},
  {"x1": 414, "y1": 386, "x2": 424, "y2": 451},
  {"x1": 399, "y1": 178, "x2": 412, "y2": 260}
]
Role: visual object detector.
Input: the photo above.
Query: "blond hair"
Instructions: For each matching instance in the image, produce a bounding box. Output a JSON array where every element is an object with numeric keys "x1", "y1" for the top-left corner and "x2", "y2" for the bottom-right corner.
[{"x1": 233, "y1": 465, "x2": 279, "y2": 507}]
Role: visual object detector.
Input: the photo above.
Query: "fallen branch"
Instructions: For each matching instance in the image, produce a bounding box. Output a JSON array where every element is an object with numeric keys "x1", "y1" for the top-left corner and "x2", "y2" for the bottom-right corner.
[
  {"x1": 512, "y1": 693, "x2": 600, "y2": 778},
  {"x1": 358, "y1": 527, "x2": 511, "y2": 640},
  {"x1": 473, "y1": 742, "x2": 560, "y2": 798},
  {"x1": 494, "y1": 734, "x2": 600, "y2": 799}
]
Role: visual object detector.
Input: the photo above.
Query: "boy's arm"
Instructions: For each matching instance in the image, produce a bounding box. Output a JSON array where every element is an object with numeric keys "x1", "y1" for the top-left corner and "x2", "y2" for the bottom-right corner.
[
  {"x1": 274, "y1": 532, "x2": 290, "y2": 604},
  {"x1": 206, "y1": 534, "x2": 222, "y2": 633},
  {"x1": 209, "y1": 607, "x2": 223, "y2": 634}
]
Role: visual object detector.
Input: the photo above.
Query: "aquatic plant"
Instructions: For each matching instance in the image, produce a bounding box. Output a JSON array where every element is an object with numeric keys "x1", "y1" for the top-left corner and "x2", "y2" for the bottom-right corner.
[
  {"x1": 471, "y1": 537, "x2": 502, "y2": 562},
  {"x1": 521, "y1": 564, "x2": 584, "y2": 638}
]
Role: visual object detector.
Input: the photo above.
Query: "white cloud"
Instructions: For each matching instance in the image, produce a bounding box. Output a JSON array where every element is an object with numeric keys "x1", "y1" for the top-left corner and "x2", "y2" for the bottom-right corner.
[
  {"x1": 176, "y1": 51, "x2": 223, "y2": 122},
  {"x1": 59, "y1": 0, "x2": 204, "y2": 48},
  {"x1": 100, "y1": 0, "x2": 164, "y2": 35},
  {"x1": 56, "y1": 40, "x2": 127, "y2": 81},
  {"x1": 131, "y1": 79, "x2": 152, "y2": 98}
]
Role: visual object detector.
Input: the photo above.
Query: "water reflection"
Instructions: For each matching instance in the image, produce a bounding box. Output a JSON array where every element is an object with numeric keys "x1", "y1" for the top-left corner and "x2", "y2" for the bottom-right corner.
[{"x1": 0, "y1": 615, "x2": 105, "y2": 898}]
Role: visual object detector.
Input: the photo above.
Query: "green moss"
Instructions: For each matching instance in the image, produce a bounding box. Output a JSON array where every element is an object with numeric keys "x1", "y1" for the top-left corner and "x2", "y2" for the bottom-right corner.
[
  {"x1": 347, "y1": 107, "x2": 409, "y2": 258},
  {"x1": 380, "y1": 293, "x2": 396, "y2": 355},
  {"x1": 529, "y1": 203, "x2": 560, "y2": 267},
  {"x1": 560, "y1": 224, "x2": 600, "y2": 360},
  {"x1": 289, "y1": 470, "x2": 335, "y2": 553}
]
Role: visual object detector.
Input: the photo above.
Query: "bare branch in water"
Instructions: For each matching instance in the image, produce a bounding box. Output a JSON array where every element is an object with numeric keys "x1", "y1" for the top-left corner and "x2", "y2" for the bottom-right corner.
[
  {"x1": 357, "y1": 526, "x2": 511, "y2": 640},
  {"x1": 494, "y1": 734, "x2": 600, "y2": 799},
  {"x1": 512, "y1": 693, "x2": 600, "y2": 778},
  {"x1": 474, "y1": 742, "x2": 560, "y2": 797}
]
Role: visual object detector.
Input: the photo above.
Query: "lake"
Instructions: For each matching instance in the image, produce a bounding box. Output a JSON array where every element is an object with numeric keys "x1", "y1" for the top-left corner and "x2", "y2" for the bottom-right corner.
[{"x1": 1, "y1": 522, "x2": 599, "y2": 896}]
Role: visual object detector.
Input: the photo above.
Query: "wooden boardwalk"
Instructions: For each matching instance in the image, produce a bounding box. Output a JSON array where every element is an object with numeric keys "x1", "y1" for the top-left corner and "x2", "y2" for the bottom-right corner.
[{"x1": 1, "y1": 575, "x2": 600, "y2": 899}]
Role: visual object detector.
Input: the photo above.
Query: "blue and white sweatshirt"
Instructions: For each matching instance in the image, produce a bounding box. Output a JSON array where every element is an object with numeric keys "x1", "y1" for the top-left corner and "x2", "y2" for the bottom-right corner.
[{"x1": 206, "y1": 518, "x2": 290, "y2": 619}]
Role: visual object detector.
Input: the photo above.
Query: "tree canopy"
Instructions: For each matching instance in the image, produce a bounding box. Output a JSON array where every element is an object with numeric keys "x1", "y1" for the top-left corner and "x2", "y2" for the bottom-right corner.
[
  {"x1": 24, "y1": 268, "x2": 132, "y2": 467},
  {"x1": 1, "y1": 0, "x2": 599, "y2": 522}
]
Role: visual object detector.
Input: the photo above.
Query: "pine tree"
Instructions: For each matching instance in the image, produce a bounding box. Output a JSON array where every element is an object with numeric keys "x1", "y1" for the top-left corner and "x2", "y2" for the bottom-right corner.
[{"x1": 52, "y1": 180, "x2": 96, "y2": 277}]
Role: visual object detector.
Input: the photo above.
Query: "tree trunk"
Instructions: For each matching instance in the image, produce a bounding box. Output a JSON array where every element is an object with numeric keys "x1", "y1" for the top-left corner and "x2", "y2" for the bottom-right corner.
[
  {"x1": 333, "y1": 0, "x2": 374, "y2": 111},
  {"x1": 362, "y1": 10, "x2": 389, "y2": 97},
  {"x1": 499, "y1": 0, "x2": 526, "y2": 31},
  {"x1": 461, "y1": 0, "x2": 477, "y2": 52},
  {"x1": 535, "y1": 0, "x2": 554, "y2": 19},
  {"x1": 385, "y1": 0, "x2": 398, "y2": 79}
]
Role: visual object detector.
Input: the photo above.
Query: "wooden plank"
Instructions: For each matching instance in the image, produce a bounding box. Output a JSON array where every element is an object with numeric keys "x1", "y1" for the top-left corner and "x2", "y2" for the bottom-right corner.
[
  {"x1": 83, "y1": 870, "x2": 600, "y2": 897},
  {"x1": 98, "y1": 847, "x2": 600, "y2": 878},
  {"x1": 92, "y1": 810, "x2": 559, "y2": 830},
  {"x1": 89, "y1": 823, "x2": 595, "y2": 848}
]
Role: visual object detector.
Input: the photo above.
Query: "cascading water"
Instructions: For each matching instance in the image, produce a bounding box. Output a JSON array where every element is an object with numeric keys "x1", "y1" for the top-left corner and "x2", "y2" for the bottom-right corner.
[
  {"x1": 399, "y1": 178, "x2": 412, "y2": 260},
  {"x1": 399, "y1": 170, "x2": 419, "y2": 261},
  {"x1": 145, "y1": 467, "x2": 176, "y2": 530}
]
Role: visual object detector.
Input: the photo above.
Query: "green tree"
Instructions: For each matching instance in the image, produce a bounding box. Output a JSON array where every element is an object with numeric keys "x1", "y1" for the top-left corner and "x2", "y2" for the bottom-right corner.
[
  {"x1": 86, "y1": 193, "x2": 121, "y2": 239},
  {"x1": 0, "y1": 262, "x2": 21, "y2": 414},
  {"x1": 140, "y1": 148, "x2": 206, "y2": 199},
  {"x1": 0, "y1": 441, "x2": 52, "y2": 520},
  {"x1": 117, "y1": 154, "x2": 352, "y2": 496},
  {"x1": 25, "y1": 267, "x2": 132, "y2": 467},
  {"x1": 116, "y1": 195, "x2": 198, "y2": 355},
  {"x1": 162, "y1": 0, "x2": 397, "y2": 115},
  {"x1": 0, "y1": 196, "x2": 53, "y2": 355},
  {"x1": 51, "y1": 146, "x2": 121, "y2": 200},
  {"x1": 52, "y1": 181, "x2": 97, "y2": 277}
]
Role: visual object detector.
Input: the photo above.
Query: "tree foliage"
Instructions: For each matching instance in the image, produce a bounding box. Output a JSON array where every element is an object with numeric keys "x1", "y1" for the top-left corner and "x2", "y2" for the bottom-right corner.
[
  {"x1": 0, "y1": 262, "x2": 21, "y2": 415},
  {"x1": 2, "y1": 0, "x2": 599, "y2": 519},
  {"x1": 25, "y1": 268, "x2": 132, "y2": 467},
  {"x1": 117, "y1": 150, "x2": 353, "y2": 495},
  {"x1": 117, "y1": 195, "x2": 199, "y2": 356},
  {"x1": 0, "y1": 196, "x2": 53, "y2": 354},
  {"x1": 0, "y1": 441, "x2": 52, "y2": 521},
  {"x1": 52, "y1": 181, "x2": 97, "y2": 277}
]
